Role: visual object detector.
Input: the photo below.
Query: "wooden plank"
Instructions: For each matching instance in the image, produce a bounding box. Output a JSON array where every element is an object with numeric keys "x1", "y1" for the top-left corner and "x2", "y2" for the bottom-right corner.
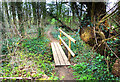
[
  {"x1": 58, "y1": 35, "x2": 75, "y2": 57},
  {"x1": 53, "y1": 42, "x2": 65, "y2": 65},
  {"x1": 59, "y1": 28, "x2": 76, "y2": 43},
  {"x1": 56, "y1": 42, "x2": 71, "y2": 65},
  {"x1": 56, "y1": 42, "x2": 67, "y2": 65},
  {"x1": 51, "y1": 42, "x2": 60, "y2": 66}
]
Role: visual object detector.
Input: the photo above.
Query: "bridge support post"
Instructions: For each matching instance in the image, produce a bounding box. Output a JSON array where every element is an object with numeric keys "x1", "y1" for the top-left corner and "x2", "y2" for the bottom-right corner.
[
  {"x1": 60, "y1": 29, "x2": 61, "y2": 45},
  {"x1": 68, "y1": 39, "x2": 71, "y2": 61}
]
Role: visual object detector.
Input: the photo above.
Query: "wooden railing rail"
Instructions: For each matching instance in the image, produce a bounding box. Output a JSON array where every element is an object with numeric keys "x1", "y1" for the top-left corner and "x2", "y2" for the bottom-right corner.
[
  {"x1": 59, "y1": 28, "x2": 76, "y2": 44},
  {"x1": 58, "y1": 28, "x2": 76, "y2": 61}
]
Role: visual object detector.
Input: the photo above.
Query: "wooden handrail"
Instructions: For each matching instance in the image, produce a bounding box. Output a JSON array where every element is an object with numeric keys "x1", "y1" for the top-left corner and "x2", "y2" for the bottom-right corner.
[
  {"x1": 58, "y1": 35, "x2": 75, "y2": 57},
  {"x1": 59, "y1": 28, "x2": 76, "y2": 43},
  {"x1": 58, "y1": 28, "x2": 76, "y2": 61}
]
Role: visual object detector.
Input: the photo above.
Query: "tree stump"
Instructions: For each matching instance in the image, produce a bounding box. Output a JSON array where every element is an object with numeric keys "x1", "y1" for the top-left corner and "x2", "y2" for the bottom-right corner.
[{"x1": 112, "y1": 59, "x2": 120, "y2": 77}]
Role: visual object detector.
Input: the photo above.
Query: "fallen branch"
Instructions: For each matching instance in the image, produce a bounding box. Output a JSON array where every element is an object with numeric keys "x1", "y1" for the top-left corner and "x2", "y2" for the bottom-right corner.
[
  {"x1": 96, "y1": 6, "x2": 119, "y2": 27},
  {"x1": 0, "y1": 55, "x2": 6, "y2": 57},
  {"x1": 102, "y1": 33, "x2": 120, "y2": 42},
  {"x1": 99, "y1": 2, "x2": 119, "y2": 18},
  {"x1": 95, "y1": 39, "x2": 119, "y2": 59},
  {"x1": 47, "y1": 11, "x2": 74, "y2": 32},
  {"x1": 0, "y1": 77, "x2": 32, "y2": 80},
  {"x1": 110, "y1": 17, "x2": 120, "y2": 27},
  {"x1": 95, "y1": 31, "x2": 106, "y2": 40},
  {"x1": 105, "y1": 42, "x2": 119, "y2": 59}
]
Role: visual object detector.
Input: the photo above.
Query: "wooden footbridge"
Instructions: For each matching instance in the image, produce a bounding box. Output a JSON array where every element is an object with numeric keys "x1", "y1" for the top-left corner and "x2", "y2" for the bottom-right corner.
[{"x1": 51, "y1": 28, "x2": 76, "y2": 66}]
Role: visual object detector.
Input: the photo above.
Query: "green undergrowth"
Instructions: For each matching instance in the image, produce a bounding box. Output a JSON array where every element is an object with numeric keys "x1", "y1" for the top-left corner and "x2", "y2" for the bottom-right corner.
[
  {"x1": 0, "y1": 36, "x2": 59, "y2": 80},
  {"x1": 69, "y1": 32, "x2": 120, "y2": 80},
  {"x1": 51, "y1": 27, "x2": 120, "y2": 80}
]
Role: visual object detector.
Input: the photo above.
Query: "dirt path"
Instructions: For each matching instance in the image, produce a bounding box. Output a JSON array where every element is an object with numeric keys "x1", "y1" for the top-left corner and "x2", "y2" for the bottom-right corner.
[
  {"x1": 47, "y1": 26, "x2": 74, "y2": 80},
  {"x1": 47, "y1": 26, "x2": 58, "y2": 42}
]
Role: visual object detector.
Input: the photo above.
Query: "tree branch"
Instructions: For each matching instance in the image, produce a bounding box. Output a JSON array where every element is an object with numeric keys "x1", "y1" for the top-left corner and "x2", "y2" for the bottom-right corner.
[
  {"x1": 47, "y1": 11, "x2": 74, "y2": 32},
  {"x1": 102, "y1": 33, "x2": 120, "y2": 42}
]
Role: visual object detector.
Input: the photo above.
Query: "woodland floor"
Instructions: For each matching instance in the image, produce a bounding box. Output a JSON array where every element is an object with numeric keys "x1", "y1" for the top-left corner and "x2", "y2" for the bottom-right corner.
[{"x1": 47, "y1": 26, "x2": 75, "y2": 80}]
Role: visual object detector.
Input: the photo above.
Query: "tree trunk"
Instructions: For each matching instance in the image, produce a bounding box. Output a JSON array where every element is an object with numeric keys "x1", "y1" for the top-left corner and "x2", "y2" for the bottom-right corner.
[
  {"x1": 37, "y1": 2, "x2": 41, "y2": 38},
  {"x1": 32, "y1": 2, "x2": 37, "y2": 24},
  {"x1": 1, "y1": 3, "x2": 8, "y2": 55},
  {"x1": 16, "y1": 2, "x2": 24, "y2": 37},
  {"x1": 79, "y1": 2, "x2": 107, "y2": 55}
]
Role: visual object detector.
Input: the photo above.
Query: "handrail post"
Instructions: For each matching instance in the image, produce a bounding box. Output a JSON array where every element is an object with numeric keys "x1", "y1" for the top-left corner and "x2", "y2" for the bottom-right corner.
[
  {"x1": 68, "y1": 39, "x2": 71, "y2": 61},
  {"x1": 60, "y1": 28, "x2": 61, "y2": 45}
]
